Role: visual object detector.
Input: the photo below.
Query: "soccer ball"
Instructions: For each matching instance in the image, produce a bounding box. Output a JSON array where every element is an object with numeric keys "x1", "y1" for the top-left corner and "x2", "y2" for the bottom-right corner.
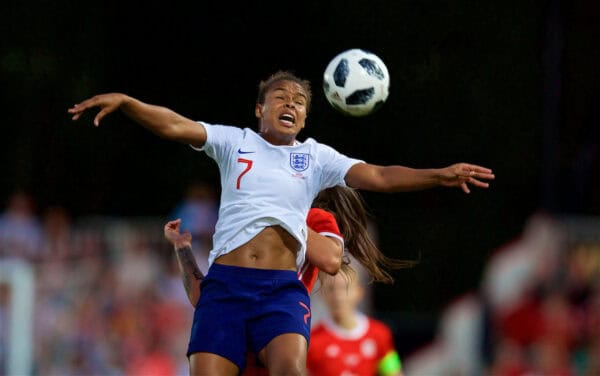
[{"x1": 323, "y1": 49, "x2": 390, "y2": 117}]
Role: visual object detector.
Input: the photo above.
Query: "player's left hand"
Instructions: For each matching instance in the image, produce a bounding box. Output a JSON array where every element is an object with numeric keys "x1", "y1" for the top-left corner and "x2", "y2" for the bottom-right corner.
[
  {"x1": 439, "y1": 163, "x2": 495, "y2": 194},
  {"x1": 164, "y1": 219, "x2": 192, "y2": 247}
]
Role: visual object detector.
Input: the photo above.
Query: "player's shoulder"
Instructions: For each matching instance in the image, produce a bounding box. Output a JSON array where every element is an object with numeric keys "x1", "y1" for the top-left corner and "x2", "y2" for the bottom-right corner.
[
  {"x1": 300, "y1": 137, "x2": 318, "y2": 145},
  {"x1": 201, "y1": 122, "x2": 253, "y2": 135},
  {"x1": 307, "y1": 207, "x2": 333, "y2": 218},
  {"x1": 367, "y1": 317, "x2": 394, "y2": 336},
  {"x1": 309, "y1": 322, "x2": 328, "y2": 336},
  {"x1": 301, "y1": 137, "x2": 338, "y2": 152},
  {"x1": 306, "y1": 208, "x2": 338, "y2": 231}
]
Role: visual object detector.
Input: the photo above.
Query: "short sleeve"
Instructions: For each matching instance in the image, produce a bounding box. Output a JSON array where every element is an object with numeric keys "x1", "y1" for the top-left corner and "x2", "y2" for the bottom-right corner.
[
  {"x1": 306, "y1": 208, "x2": 344, "y2": 253},
  {"x1": 316, "y1": 142, "x2": 364, "y2": 189},
  {"x1": 189, "y1": 122, "x2": 240, "y2": 162},
  {"x1": 306, "y1": 208, "x2": 342, "y2": 237}
]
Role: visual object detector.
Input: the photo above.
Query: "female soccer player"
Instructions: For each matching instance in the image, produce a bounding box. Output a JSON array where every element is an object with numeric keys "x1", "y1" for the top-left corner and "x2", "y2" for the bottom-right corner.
[
  {"x1": 164, "y1": 208, "x2": 343, "y2": 376},
  {"x1": 69, "y1": 70, "x2": 494, "y2": 375},
  {"x1": 308, "y1": 268, "x2": 404, "y2": 376}
]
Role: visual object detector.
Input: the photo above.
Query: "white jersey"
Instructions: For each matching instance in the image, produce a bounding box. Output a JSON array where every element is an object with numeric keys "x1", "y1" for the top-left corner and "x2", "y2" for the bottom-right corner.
[{"x1": 193, "y1": 122, "x2": 363, "y2": 269}]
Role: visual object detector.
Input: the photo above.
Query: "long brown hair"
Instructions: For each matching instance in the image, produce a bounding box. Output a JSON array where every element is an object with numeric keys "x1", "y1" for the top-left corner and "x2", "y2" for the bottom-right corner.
[{"x1": 312, "y1": 186, "x2": 417, "y2": 284}]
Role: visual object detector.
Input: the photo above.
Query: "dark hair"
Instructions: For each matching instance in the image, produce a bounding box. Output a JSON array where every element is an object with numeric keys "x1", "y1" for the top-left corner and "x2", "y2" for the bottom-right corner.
[
  {"x1": 312, "y1": 186, "x2": 418, "y2": 284},
  {"x1": 257, "y1": 70, "x2": 312, "y2": 112}
]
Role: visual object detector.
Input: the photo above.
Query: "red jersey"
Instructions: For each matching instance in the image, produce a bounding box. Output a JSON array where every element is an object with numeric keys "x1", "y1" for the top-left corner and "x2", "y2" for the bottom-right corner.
[
  {"x1": 299, "y1": 208, "x2": 343, "y2": 293},
  {"x1": 307, "y1": 313, "x2": 399, "y2": 376}
]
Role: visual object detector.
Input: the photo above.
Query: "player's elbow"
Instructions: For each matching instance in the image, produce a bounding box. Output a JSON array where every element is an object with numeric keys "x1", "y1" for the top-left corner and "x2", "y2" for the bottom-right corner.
[
  {"x1": 162, "y1": 121, "x2": 187, "y2": 141},
  {"x1": 320, "y1": 245, "x2": 343, "y2": 275},
  {"x1": 347, "y1": 164, "x2": 393, "y2": 192},
  {"x1": 321, "y1": 259, "x2": 342, "y2": 275}
]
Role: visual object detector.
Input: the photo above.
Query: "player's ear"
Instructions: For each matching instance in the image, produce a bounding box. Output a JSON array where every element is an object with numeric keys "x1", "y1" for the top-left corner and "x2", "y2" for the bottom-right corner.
[{"x1": 255, "y1": 103, "x2": 263, "y2": 119}]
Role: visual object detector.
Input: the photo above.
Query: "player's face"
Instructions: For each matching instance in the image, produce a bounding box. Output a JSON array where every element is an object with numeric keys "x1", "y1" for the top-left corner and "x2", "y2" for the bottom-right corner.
[
  {"x1": 255, "y1": 80, "x2": 308, "y2": 146},
  {"x1": 321, "y1": 273, "x2": 364, "y2": 320}
]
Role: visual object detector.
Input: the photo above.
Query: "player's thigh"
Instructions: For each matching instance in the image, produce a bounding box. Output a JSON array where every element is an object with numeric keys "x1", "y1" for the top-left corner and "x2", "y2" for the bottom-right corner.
[
  {"x1": 189, "y1": 352, "x2": 239, "y2": 376},
  {"x1": 258, "y1": 333, "x2": 308, "y2": 375}
]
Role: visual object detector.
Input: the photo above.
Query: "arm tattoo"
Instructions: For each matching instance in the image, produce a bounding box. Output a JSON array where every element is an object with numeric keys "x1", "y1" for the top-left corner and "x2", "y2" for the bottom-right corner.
[{"x1": 175, "y1": 244, "x2": 204, "y2": 298}]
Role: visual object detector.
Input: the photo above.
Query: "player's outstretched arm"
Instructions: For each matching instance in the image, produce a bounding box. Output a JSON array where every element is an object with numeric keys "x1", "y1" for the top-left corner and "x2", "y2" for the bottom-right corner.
[
  {"x1": 345, "y1": 162, "x2": 494, "y2": 194},
  {"x1": 164, "y1": 219, "x2": 203, "y2": 306},
  {"x1": 68, "y1": 93, "x2": 206, "y2": 148}
]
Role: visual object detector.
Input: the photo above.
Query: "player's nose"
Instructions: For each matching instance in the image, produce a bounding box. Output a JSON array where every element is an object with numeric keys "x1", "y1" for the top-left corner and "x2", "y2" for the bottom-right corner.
[{"x1": 283, "y1": 98, "x2": 296, "y2": 108}]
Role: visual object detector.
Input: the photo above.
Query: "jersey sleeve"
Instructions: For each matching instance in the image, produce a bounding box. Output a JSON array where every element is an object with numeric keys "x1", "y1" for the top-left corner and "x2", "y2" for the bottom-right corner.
[
  {"x1": 375, "y1": 320, "x2": 402, "y2": 376},
  {"x1": 314, "y1": 142, "x2": 364, "y2": 189},
  {"x1": 189, "y1": 122, "x2": 240, "y2": 162},
  {"x1": 306, "y1": 208, "x2": 343, "y2": 246}
]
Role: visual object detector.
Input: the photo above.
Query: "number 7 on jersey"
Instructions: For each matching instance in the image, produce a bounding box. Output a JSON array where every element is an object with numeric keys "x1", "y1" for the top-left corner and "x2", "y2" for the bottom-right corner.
[{"x1": 237, "y1": 158, "x2": 253, "y2": 189}]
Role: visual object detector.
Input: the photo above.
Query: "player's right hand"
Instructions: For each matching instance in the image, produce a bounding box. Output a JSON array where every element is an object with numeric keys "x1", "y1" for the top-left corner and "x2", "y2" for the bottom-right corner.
[{"x1": 68, "y1": 93, "x2": 127, "y2": 126}]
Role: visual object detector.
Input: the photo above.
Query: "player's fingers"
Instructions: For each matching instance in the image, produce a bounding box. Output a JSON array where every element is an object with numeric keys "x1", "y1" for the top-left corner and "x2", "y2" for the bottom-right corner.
[
  {"x1": 468, "y1": 165, "x2": 493, "y2": 174},
  {"x1": 68, "y1": 105, "x2": 87, "y2": 120},
  {"x1": 458, "y1": 165, "x2": 494, "y2": 181},
  {"x1": 458, "y1": 165, "x2": 474, "y2": 178},
  {"x1": 70, "y1": 98, "x2": 97, "y2": 112},
  {"x1": 94, "y1": 108, "x2": 110, "y2": 126},
  {"x1": 472, "y1": 172, "x2": 495, "y2": 181},
  {"x1": 461, "y1": 182, "x2": 470, "y2": 194},
  {"x1": 463, "y1": 167, "x2": 494, "y2": 180},
  {"x1": 165, "y1": 219, "x2": 180, "y2": 229},
  {"x1": 469, "y1": 178, "x2": 490, "y2": 188}
]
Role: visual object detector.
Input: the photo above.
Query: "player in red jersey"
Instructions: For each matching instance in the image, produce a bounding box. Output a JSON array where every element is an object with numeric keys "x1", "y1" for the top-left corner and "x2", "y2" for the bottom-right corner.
[{"x1": 308, "y1": 266, "x2": 403, "y2": 376}]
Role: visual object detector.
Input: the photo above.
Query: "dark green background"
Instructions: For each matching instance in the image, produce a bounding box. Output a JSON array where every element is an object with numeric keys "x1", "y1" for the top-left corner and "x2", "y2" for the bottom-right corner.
[{"x1": 2, "y1": 0, "x2": 598, "y2": 330}]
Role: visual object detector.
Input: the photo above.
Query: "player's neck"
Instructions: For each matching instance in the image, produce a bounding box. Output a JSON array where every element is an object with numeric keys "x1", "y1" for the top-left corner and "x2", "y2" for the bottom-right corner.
[
  {"x1": 333, "y1": 312, "x2": 359, "y2": 330},
  {"x1": 258, "y1": 131, "x2": 296, "y2": 146}
]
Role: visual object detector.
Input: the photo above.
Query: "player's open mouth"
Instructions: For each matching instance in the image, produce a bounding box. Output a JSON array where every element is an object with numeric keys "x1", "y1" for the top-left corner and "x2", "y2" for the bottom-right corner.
[{"x1": 279, "y1": 114, "x2": 295, "y2": 126}]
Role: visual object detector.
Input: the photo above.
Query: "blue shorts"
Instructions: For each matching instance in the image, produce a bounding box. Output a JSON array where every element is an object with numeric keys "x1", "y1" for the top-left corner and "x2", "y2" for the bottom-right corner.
[{"x1": 187, "y1": 263, "x2": 311, "y2": 371}]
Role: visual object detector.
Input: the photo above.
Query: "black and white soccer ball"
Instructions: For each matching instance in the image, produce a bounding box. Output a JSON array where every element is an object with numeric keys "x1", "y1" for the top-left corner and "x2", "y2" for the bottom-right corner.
[{"x1": 323, "y1": 49, "x2": 390, "y2": 117}]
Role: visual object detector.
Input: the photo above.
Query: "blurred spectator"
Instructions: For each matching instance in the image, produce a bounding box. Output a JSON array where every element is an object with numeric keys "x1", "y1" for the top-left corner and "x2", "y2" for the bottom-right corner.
[
  {"x1": 40, "y1": 206, "x2": 74, "y2": 259},
  {"x1": 2, "y1": 212, "x2": 192, "y2": 375},
  {"x1": 486, "y1": 337, "x2": 531, "y2": 376},
  {"x1": 113, "y1": 228, "x2": 162, "y2": 299},
  {"x1": 0, "y1": 284, "x2": 9, "y2": 372},
  {"x1": 0, "y1": 191, "x2": 43, "y2": 260},
  {"x1": 405, "y1": 213, "x2": 600, "y2": 376},
  {"x1": 169, "y1": 182, "x2": 218, "y2": 275}
]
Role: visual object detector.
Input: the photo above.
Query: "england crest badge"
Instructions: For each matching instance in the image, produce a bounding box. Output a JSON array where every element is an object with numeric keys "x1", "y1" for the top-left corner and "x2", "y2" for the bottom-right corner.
[{"x1": 290, "y1": 153, "x2": 310, "y2": 172}]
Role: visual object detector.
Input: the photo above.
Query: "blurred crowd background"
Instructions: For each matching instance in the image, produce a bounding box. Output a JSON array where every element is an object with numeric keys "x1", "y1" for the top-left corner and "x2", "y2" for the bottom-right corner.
[{"x1": 1, "y1": 189, "x2": 599, "y2": 375}]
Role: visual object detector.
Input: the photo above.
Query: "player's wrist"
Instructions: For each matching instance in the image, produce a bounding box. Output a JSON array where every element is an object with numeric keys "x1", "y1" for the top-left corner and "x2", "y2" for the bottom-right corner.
[
  {"x1": 174, "y1": 241, "x2": 192, "y2": 251},
  {"x1": 431, "y1": 168, "x2": 445, "y2": 186}
]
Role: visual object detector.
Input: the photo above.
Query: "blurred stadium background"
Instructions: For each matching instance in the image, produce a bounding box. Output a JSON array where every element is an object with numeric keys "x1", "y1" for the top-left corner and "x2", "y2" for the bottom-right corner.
[{"x1": 1, "y1": 0, "x2": 599, "y2": 375}]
